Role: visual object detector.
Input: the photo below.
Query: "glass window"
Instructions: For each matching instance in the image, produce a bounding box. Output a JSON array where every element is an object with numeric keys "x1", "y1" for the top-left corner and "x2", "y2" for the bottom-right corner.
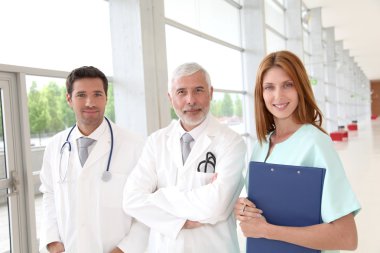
[
  {"x1": 26, "y1": 76, "x2": 72, "y2": 147},
  {"x1": 166, "y1": 25, "x2": 243, "y2": 91},
  {"x1": 303, "y1": 29, "x2": 311, "y2": 53},
  {"x1": 0, "y1": 100, "x2": 10, "y2": 251},
  {"x1": 0, "y1": 190, "x2": 11, "y2": 253},
  {"x1": 0, "y1": 0, "x2": 113, "y2": 75},
  {"x1": 265, "y1": 0, "x2": 285, "y2": 35},
  {"x1": 0, "y1": 106, "x2": 4, "y2": 180},
  {"x1": 34, "y1": 193, "x2": 43, "y2": 242},
  {"x1": 266, "y1": 29, "x2": 286, "y2": 54},
  {"x1": 211, "y1": 92, "x2": 245, "y2": 134},
  {"x1": 304, "y1": 53, "x2": 312, "y2": 74},
  {"x1": 302, "y1": 5, "x2": 310, "y2": 30},
  {"x1": 164, "y1": 0, "x2": 241, "y2": 46},
  {"x1": 0, "y1": 85, "x2": 11, "y2": 253}
]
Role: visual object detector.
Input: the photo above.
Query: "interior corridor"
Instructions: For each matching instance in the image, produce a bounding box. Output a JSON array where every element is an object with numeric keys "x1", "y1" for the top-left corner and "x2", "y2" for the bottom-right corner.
[{"x1": 238, "y1": 118, "x2": 380, "y2": 253}]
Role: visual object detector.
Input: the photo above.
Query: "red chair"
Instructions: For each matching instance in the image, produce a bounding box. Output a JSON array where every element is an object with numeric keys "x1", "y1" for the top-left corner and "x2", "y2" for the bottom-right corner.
[
  {"x1": 330, "y1": 131, "x2": 344, "y2": 141},
  {"x1": 347, "y1": 124, "x2": 358, "y2": 131}
]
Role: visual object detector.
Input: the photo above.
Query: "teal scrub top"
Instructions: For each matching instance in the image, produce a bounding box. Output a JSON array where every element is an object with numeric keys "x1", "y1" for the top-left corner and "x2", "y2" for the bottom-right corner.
[{"x1": 250, "y1": 124, "x2": 361, "y2": 253}]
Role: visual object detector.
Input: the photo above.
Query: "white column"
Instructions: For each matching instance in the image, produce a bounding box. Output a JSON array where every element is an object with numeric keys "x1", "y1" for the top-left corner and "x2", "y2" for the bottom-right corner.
[
  {"x1": 108, "y1": 0, "x2": 170, "y2": 136},
  {"x1": 285, "y1": 0, "x2": 304, "y2": 59},
  {"x1": 324, "y1": 27, "x2": 338, "y2": 132},
  {"x1": 241, "y1": 0, "x2": 266, "y2": 152},
  {"x1": 309, "y1": 8, "x2": 326, "y2": 117}
]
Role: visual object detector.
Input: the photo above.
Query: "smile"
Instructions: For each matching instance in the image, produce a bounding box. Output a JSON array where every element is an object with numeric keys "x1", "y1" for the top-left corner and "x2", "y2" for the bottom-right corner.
[
  {"x1": 83, "y1": 110, "x2": 98, "y2": 113},
  {"x1": 184, "y1": 108, "x2": 201, "y2": 113},
  {"x1": 273, "y1": 103, "x2": 289, "y2": 109}
]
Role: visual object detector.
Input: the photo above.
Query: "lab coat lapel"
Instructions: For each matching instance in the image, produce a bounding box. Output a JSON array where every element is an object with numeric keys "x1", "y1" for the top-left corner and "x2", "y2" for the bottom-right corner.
[
  {"x1": 166, "y1": 130, "x2": 183, "y2": 171},
  {"x1": 184, "y1": 134, "x2": 212, "y2": 170},
  {"x1": 83, "y1": 132, "x2": 110, "y2": 171},
  {"x1": 183, "y1": 116, "x2": 219, "y2": 173}
]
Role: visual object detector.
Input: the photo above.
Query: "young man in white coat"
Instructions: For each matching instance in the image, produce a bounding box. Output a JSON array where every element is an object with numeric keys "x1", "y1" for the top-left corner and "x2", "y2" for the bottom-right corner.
[
  {"x1": 39, "y1": 66, "x2": 148, "y2": 253},
  {"x1": 123, "y1": 62, "x2": 247, "y2": 253}
]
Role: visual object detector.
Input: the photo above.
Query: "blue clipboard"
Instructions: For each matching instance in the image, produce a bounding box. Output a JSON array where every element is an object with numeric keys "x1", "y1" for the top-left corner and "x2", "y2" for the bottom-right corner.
[{"x1": 246, "y1": 161, "x2": 326, "y2": 253}]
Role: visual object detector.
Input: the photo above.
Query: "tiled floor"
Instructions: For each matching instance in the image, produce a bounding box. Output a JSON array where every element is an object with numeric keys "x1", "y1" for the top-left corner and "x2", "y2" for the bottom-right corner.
[
  {"x1": 337, "y1": 118, "x2": 380, "y2": 252},
  {"x1": 238, "y1": 118, "x2": 380, "y2": 252},
  {"x1": 1, "y1": 119, "x2": 379, "y2": 252}
]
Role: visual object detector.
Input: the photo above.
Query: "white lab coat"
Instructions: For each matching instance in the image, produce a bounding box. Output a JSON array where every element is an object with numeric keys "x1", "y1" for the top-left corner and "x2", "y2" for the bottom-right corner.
[
  {"x1": 123, "y1": 115, "x2": 246, "y2": 253},
  {"x1": 39, "y1": 119, "x2": 149, "y2": 253}
]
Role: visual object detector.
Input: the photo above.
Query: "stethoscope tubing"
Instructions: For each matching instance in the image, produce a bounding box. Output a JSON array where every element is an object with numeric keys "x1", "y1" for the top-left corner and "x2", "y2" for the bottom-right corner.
[{"x1": 58, "y1": 117, "x2": 113, "y2": 182}]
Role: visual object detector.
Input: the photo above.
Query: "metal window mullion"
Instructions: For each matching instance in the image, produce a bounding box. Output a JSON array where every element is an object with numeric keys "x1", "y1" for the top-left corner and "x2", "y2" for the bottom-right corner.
[
  {"x1": 223, "y1": 0, "x2": 242, "y2": 9},
  {"x1": 214, "y1": 88, "x2": 247, "y2": 95},
  {"x1": 0, "y1": 64, "x2": 68, "y2": 79},
  {"x1": 272, "y1": 0, "x2": 286, "y2": 12},
  {"x1": 304, "y1": 50, "x2": 312, "y2": 57},
  {"x1": 0, "y1": 178, "x2": 12, "y2": 189},
  {"x1": 265, "y1": 24, "x2": 287, "y2": 41},
  {"x1": 303, "y1": 26, "x2": 311, "y2": 34},
  {"x1": 165, "y1": 18, "x2": 244, "y2": 52}
]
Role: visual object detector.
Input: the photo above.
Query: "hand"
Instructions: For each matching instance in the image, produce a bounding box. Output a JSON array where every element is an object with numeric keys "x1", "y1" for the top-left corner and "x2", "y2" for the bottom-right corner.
[
  {"x1": 109, "y1": 247, "x2": 123, "y2": 253},
  {"x1": 47, "y1": 241, "x2": 65, "y2": 253},
  {"x1": 211, "y1": 173, "x2": 218, "y2": 183},
  {"x1": 240, "y1": 215, "x2": 269, "y2": 238},
  {"x1": 234, "y1": 197, "x2": 263, "y2": 221},
  {"x1": 183, "y1": 220, "x2": 203, "y2": 229}
]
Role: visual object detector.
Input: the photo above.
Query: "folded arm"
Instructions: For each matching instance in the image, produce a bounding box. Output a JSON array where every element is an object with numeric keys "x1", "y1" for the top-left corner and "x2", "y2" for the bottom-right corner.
[
  {"x1": 123, "y1": 139, "x2": 186, "y2": 239},
  {"x1": 151, "y1": 137, "x2": 246, "y2": 224}
]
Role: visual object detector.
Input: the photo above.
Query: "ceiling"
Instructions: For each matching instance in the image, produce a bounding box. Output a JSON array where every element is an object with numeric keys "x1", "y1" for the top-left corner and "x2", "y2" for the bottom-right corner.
[{"x1": 302, "y1": 0, "x2": 380, "y2": 81}]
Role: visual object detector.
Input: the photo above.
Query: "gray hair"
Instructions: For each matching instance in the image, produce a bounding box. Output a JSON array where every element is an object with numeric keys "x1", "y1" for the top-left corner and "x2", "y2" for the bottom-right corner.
[{"x1": 170, "y1": 62, "x2": 211, "y2": 91}]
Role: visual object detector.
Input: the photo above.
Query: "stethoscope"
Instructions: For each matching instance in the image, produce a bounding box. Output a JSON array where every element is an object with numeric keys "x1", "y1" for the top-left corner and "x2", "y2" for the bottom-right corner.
[
  {"x1": 197, "y1": 152, "x2": 216, "y2": 173},
  {"x1": 59, "y1": 117, "x2": 114, "y2": 183}
]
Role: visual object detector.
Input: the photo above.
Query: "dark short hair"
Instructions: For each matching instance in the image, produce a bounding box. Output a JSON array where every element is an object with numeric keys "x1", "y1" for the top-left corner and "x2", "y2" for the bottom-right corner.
[{"x1": 66, "y1": 66, "x2": 108, "y2": 96}]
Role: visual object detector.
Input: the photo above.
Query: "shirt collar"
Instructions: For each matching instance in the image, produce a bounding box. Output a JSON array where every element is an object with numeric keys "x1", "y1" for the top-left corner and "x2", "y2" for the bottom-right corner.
[
  {"x1": 72, "y1": 118, "x2": 107, "y2": 141},
  {"x1": 177, "y1": 113, "x2": 210, "y2": 141}
]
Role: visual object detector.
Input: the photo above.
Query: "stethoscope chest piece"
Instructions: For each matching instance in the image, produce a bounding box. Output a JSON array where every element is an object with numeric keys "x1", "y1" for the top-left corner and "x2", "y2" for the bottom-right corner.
[
  {"x1": 102, "y1": 171, "x2": 112, "y2": 182},
  {"x1": 59, "y1": 117, "x2": 114, "y2": 183}
]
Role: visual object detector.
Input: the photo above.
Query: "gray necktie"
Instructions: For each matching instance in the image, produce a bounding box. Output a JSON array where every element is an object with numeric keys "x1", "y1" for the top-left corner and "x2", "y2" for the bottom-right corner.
[
  {"x1": 78, "y1": 137, "x2": 95, "y2": 167},
  {"x1": 181, "y1": 133, "x2": 194, "y2": 164}
]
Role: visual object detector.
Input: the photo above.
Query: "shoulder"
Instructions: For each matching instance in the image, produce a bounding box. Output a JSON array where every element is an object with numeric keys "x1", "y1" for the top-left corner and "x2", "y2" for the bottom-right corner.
[
  {"x1": 208, "y1": 115, "x2": 243, "y2": 140},
  {"x1": 42, "y1": 128, "x2": 74, "y2": 158},
  {"x1": 206, "y1": 116, "x2": 246, "y2": 153},
  {"x1": 148, "y1": 120, "x2": 177, "y2": 140},
  {"x1": 46, "y1": 128, "x2": 73, "y2": 147},
  {"x1": 110, "y1": 122, "x2": 145, "y2": 145},
  {"x1": 300, "y1": 125, "x2": 341, "y2": 166},
  {"x1": 299, "y1": 124, "x2": 331, "y2": 146}
]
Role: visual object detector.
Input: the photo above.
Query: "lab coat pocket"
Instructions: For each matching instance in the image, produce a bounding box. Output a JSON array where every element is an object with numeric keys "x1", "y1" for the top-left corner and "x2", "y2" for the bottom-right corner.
[
  {"x1": 100, "y1": 172, "x2": 127, "y2": 208},
  {"x1": 193, "y1": 172, "x2": 216, "y2": 188}
]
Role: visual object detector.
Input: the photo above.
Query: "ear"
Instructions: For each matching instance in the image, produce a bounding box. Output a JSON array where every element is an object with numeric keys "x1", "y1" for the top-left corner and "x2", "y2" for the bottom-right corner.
[
  {"x1": 66, "y1": 93, "x2": 73, "y2": 107},
  {"x1": 167, "y1": 92, "x2": 173, "y2": 105},
  {"x1": 209, "y1": 86, "x2": 214, "y2": 100}
]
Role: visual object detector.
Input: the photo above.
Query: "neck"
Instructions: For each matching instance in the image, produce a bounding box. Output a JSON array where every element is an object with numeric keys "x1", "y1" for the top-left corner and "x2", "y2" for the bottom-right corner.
[
  {"x1": 272, "y1": 119, "x2": 302, "y2": 144},
  {"x1": 77, "y1": 121, "x2": 103, "y2": 136}
]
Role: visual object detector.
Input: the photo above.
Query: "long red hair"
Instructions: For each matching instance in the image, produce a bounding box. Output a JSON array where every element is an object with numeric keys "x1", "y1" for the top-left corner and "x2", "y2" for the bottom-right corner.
[{"x1": 254, "y1": 50, "x2": 326, "y2": 144}]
